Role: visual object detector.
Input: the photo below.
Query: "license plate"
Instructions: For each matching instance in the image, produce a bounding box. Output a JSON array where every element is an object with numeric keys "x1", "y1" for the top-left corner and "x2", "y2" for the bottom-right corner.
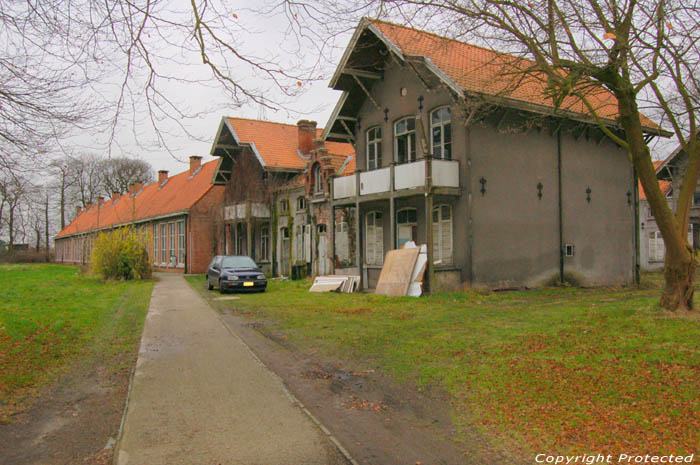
[{"x1": 243, "y1": 282, "x2": 254, "y2": 287}]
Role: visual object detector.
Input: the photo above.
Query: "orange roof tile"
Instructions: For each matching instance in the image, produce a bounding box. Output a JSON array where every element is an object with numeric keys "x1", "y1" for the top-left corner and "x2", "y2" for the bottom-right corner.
[
  {"x1": 639, "y1": 160, "x2": 671, "y2": 200},
  {"x1": 369, "y1": 19, "x2": 660, "y2": 131},
  {"x1": 56, "y1": 160, "x2": 220, "y2": 238},
  {"x1": 226, "y1": 118, "x2": 354, "y2": 170}
]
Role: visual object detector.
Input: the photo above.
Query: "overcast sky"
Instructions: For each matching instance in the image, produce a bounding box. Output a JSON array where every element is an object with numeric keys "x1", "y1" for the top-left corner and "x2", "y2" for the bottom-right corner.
[{"x1": 62, "y1": 3, "x2": 358, "y2": 178}]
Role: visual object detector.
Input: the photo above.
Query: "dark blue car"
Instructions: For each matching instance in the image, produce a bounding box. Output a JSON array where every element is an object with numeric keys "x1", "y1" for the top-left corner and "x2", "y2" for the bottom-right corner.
[{"x1": 206, "y1": 255, "x2": 267, "y2": 293}]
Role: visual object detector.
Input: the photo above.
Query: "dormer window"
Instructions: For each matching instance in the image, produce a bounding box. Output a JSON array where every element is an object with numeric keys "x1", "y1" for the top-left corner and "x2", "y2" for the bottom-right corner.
[
  {"x1": 395, "y1": 117, "x2": 416, "y2": 164},
  {"x1": 366, "y1": 127, "x2": 382, "y2": 170}
]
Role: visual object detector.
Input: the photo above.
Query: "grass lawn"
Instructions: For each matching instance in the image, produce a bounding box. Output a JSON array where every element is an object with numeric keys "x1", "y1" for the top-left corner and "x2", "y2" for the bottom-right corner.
[
  {"x1": 0, "y1": 264, "x2": 153, "y2": 420},
  {"x1": 187, "y1": 274, "x2": 700, "y2": 456}
]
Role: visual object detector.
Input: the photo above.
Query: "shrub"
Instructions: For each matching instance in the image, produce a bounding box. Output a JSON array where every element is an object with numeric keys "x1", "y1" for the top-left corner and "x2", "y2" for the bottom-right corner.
[{"x1": 91, "y1": 227, "x2": 152, "y2": 280}]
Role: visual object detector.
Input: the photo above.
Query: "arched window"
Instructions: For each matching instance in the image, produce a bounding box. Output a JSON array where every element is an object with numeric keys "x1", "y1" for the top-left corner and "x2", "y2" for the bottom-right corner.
[
  {"x1": 431, "y1": 107, "x2": 451, "y2": 160},
  {"x1": 365, "y1": 211, "x2": 384, "y2": 265},
  {"x1": 394, "y1": 117, "x2": 416, "y2": 164},
  {"x1": 366, "y1": 127, "x2": 382, "y2": 170},
  {"x1": 396, "y1": 207, "x2": 417, "y2": 248},
  {"x1": 432, "y1": 204, "x2": 453, "y2": 265},
  {"x1": 297, "y1": 196, "x2": 306, "y2": 211},
  {"x1": 313, "y1": 164, "x2": 323, "y2": 193}
]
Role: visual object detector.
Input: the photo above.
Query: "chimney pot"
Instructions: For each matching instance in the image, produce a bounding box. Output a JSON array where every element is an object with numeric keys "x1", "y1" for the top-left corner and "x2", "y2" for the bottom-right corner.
[
  {"x1": 189, "y1": 156, "x2": 202, "y2": 175},
  {"x1": 158, "y1": 170, "x2": 169, "y2": 184},
  {"x1": 297, "y1": 120, "x2": 317, "y2": 155}
]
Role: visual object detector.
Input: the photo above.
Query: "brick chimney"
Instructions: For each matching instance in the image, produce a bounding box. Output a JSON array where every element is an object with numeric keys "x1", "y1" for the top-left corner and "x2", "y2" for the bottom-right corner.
[
  {"x1": 112, "y1": 191, "x2": 119, "y2": 201},
  {"x1": 97, "y1": 197, "x2": 105, "y2": 208},
  {"x1": 297, "y1": 120, "x2": 317, "y2": 155},
  {"x1": 158, "y1": 170, "x2": 169, "y2": 184},
  {"x1": 76, "y1": 206, "x2": 81, "y2": 217},
  {"x1": 86, "y1": 202, "x2": 92, "y2": 209},
  {"x1": 189, "y1": 156, "x2": 202, "y2": 175}
]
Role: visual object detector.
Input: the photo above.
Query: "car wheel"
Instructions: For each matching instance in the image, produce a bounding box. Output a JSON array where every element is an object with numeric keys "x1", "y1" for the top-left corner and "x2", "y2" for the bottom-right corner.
[
  {"x1": 207, "y1": 278, "x2": 213, "y2": 290},
  {"x1": 218, "y1": 280, "x2": 226, "y2": 294}
]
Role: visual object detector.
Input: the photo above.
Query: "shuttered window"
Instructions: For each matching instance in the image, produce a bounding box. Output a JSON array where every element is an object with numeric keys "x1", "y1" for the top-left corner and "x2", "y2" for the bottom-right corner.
[
  {"x1": 365, "y1": 211, "x2": 384, "y2": 265},
  {"x1": 432, "y1": 205, "x2": 453, "y2": 265}
]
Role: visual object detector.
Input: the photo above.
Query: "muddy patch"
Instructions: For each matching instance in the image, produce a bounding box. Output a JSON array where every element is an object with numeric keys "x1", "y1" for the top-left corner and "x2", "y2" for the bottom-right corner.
[{"x1": 0, "y1": 357, "x2": 133, "y2": 465}]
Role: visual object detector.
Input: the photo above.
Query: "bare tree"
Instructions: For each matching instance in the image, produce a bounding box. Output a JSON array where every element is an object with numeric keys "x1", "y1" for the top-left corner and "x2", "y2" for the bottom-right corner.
[
  {"x1": 2, "y1": 176, "x2": 29, "y2": 247},
  {"x1": 0, "y1": 0, "x2": 314, "y2": 178},
  {"x1": 67, "y1": 153, "x2": 103, "y2": 210},
  {"x1": 99, "y1": 157, "x2": 154, "y2": 195},
  {"x1": 49, "y1": 157, "x2": 77, "y2": 230},
  {"x1": 314, "y1": 0, "x2": 700, "y2": 310}
]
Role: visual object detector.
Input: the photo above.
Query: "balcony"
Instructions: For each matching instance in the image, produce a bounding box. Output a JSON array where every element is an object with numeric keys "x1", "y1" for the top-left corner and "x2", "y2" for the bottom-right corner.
[
  {"x1": 333, "y1": 159, "x2": 460, "y2": 201},
  {"x1": 224, "y1": 202, "x2": 270, "y2": 221}
]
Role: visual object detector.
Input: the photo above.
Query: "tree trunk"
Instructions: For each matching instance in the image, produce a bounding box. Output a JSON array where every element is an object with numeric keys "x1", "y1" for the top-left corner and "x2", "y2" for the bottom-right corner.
[{"x1": 661, "y1": 247, "x2": 696, "y2": 311}]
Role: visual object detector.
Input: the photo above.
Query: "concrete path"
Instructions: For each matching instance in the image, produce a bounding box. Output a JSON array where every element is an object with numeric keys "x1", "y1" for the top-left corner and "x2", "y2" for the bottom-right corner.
[{"x1": 116, "y1": 273, "x2": 346, "y2": 465}]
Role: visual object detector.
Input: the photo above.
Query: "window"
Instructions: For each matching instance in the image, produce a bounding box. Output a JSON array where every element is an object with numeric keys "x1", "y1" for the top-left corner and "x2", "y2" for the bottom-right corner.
[
  {"x1": 317, "y1": 224, "x2": 327, "y2": 233},
  {"x1": 365, "y1": 211, "x2": 384, "y2": 265},
  {"x1": 366, "y1": 127, "x2": 382, "y2": 170},
  {"x1": 394, "y1": 117, "x2": 416, "y2": 164},
  {"x1": 177, "y1": 220, "x2": 185, "y2": 265},
  {"x1": 396, "y1": 208, "x2": 417, "y2": 248},
  {"x1": 313, "y1": 164, "x2": 323, "y2": 193},
  {"x1": 648, "y1": 231, "x2": 665, "y2": 262},
  {"x1": 159, "y1": 223, "x2": 167, "y2": 264},
  {"x1": 647, "y1": 206, "x2": 654, "y2": 219},
  {"x1": 297, "y1": 196, "x2": 306, "y2": 211},
  {"x1": 168, "y1": 223, "x2": 175, "y2": 264},
  {"x1": 432, "y1": 205, "x2": 453, "y2": 265},
  {"x1": 280, "y1": 198, "x2": 289, "y2": 214},
  {"x1": 431, "y1": 107, "x2": 452, "y2": 160},
  {"x1": 336, "y1": 221, "x2": 347, "y2": 233},
  {"x1": 260, "y1": 224, "x2": 269, "y2": 261}
]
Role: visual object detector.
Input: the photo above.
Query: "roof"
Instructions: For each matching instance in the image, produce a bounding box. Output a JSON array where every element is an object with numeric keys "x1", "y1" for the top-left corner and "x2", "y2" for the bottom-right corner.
[
  {"x1": 224, "y1": 118, "x2": 354, "y2": 170},
  {"x1": 327, "y1": 18, "x2": 664, "y2": 137},
  {"x1": 56, "y1": 160, "x2": 219, "y2": 238}
]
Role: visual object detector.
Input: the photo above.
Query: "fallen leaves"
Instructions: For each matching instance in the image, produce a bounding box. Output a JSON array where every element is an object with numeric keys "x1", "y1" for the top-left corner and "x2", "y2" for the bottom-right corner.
[{"x1": 342, "y1": 395, "x2": 387, "y2": 412}]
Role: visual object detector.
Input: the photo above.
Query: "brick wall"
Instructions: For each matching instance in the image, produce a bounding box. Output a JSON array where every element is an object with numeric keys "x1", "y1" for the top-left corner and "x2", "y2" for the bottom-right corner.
[{"x1": 187, "y1": 186, "x2": 225, "y2": 273}]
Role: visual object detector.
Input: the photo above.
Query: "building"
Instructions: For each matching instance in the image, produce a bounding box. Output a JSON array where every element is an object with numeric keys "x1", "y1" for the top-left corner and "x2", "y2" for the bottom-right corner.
[
  {"x1": 55, "y1": 156, "x2": 224, "y2": 274},
  {"x1": 639, "y1": 150, "x2": 698, "y2": 271},
  {"x1": 209, "y1": 117, "x2": 355, "y2": 278},
  {"x1": 322, "y1": 18, "x2": 666, "y2": 290}
]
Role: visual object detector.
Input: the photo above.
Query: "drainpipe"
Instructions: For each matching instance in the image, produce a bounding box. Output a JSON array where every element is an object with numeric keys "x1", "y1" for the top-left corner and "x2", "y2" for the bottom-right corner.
[{"x1": 557, "y1": 130, "x2": 564, "y2": 284}]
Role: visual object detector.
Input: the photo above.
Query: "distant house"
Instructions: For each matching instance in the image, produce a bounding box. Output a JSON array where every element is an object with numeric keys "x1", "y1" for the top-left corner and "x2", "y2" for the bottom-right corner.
[
  {"x1": 640, "y1": 149, "x2": 699, "y2": 271},
  {"x1": 54, "y1": 157, "x2": 224, "y2": 273},
  {"x1": 321, "y1": 18, "x2": 666, "y2": 290},
  {"x1": 209, "y1": 118, "x2": 355, "y2": 277}
]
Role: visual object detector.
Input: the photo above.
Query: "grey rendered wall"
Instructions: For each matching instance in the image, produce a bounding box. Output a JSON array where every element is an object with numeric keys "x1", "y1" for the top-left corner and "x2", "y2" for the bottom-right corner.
[
  {"x1": 468, "y1": 124, "x2": 561, "y2": 288},
  {"x1": 560, "y1": 133, "x2": 635, "y2": 286}
]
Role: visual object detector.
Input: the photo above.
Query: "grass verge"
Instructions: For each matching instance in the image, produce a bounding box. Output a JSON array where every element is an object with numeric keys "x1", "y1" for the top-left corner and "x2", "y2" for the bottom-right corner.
[
  {"x1": 187, "y1": 273, "x2": 700, "y2": 457},
  {"x1": 0, "y1": 264, "x2": 153, "y2": 421}
]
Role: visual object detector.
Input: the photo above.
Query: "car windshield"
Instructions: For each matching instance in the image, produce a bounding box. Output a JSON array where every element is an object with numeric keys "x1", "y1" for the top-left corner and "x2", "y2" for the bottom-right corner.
[{"x1": 221, "y1": 256, "x2": 257, "y2": 269}]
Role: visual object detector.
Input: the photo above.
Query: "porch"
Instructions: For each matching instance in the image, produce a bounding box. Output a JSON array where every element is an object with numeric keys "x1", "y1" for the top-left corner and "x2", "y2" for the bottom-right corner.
[{"x1": 223, "y1": 201, "x2": 272, "y2": 272}]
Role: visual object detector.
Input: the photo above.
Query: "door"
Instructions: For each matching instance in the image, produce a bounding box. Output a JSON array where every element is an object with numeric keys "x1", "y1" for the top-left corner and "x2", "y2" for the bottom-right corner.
[{"x1": 318, "y1": 225, "x2": 329, "y2": 275}]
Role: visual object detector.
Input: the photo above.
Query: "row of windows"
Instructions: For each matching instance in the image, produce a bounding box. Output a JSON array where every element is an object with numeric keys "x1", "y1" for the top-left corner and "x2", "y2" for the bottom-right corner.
[
  {"x1": 153, "y1": 220, "x2": 185, "y2": 266},
  {"x1": 366, "y1": 106, "x2": 452, "y2": 170}
]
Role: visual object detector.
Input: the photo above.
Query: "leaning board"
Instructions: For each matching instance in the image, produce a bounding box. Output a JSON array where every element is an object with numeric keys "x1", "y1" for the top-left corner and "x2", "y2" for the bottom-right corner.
[{"x1": 375, "y1": 248, "x2": 420, "y2": 296}]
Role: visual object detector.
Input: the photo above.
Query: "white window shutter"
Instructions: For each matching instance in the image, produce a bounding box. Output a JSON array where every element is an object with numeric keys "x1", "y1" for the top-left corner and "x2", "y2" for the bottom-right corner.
[{"x1": 304, "y1": 225, "x2": 311, "y2": 262}]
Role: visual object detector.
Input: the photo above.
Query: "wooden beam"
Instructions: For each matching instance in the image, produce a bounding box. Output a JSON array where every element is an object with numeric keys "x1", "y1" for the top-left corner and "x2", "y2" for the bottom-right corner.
[
  {"x1": 496, "y1": 109, "x2": 510, "y2": 131},
  {"x1": 327, "y1": 132, "x2": 355, "y2": 140},
  {"x1": 339, "y1": 119, "x2": 356, "y2": 143},
  {"x1": 344, "y1": 68, "x2": 381, "y2": 80},
  {"x1": 336, "y1": 116, "x2": 358, "y2": 122},
  {"x1": 352, "y1": 74, "x2": 381, "y2": 111}
]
